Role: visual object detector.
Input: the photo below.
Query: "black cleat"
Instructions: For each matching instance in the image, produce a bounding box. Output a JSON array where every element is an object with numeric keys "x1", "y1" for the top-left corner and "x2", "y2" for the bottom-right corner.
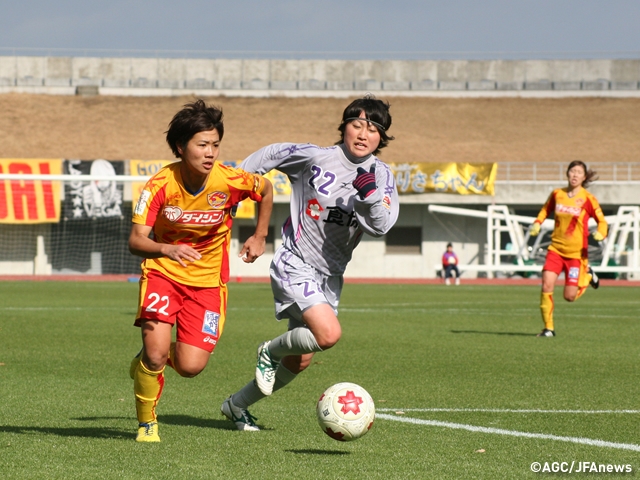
[
  {"x1": 588, "y1": 266, "x2": 599, "y2": 289},
  {"x1": 537, "y1": 328, "x2": 555, "y2": 337}
]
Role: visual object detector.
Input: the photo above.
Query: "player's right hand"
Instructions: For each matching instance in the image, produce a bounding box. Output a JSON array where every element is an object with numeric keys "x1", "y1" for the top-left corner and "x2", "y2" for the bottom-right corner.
[
  {"x1": 529, "y1": 223, "x2": 541, "y2": 237},
  {"x1": 353, "y1": 164, "x2": 377, "y2": 199},
  {"x1": 164, "y1": 244, "x2": 202, "y2": 267}
]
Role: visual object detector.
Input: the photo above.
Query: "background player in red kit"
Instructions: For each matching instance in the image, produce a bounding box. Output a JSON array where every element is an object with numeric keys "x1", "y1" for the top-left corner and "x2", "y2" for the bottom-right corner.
[
  {"x1": 128, "y1": 99, "x2": 273, "y2": 441},
  {"x1": 442, "y1": 243, "x2": 460, "y2": 285},
  {"x1": 530, "y1": 160, "x2": 607, "y2": 337}
]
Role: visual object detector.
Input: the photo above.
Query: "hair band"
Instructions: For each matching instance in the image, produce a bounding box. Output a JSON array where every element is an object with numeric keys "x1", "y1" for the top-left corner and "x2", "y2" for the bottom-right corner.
[{"x1": 344, "y1": 117, "x2": 386, "y2": 132}]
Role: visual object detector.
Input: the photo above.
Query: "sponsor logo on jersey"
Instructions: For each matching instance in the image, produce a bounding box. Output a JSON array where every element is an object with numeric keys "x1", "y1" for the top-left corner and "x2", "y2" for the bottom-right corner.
[
  {"x1": 207, "y1": 191, "x2": 228, "y2": 208},
  {"x1": 163, "y1": 205, "x2": 183, "y2": 222},
  {"x1": 202, "y1": 310, "x2": 220, "y2": 336},
  {"x1": 166, "y1": 192, "x2": 182, "y2": 203},
  {"x1": 306, "y1": 199, "x2": 324, "y2": 220},
  {"x1": 203, "y1": 336, "x2": 217, "y2": 346},
  {"x1": 568, "y1": 266, "x2": 580, "y2": 279},
  {"x1": 163, "y1": 207, "x2": 224, "y2": 225},
  {"x1": 134, "y1": 190, "x2": 152, "y2": 216},
  {"x1": 382, "y1": 195, "x2": 391, "y2": 210},
  {"x1": 555, "y1": 204, "x2": 582, "y2": 216}
]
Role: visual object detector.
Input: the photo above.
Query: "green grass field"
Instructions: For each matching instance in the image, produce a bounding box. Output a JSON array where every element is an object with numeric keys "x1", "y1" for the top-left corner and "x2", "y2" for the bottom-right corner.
[{"x1": 1, "y1": 281, "x2": 639, "y2": 479}]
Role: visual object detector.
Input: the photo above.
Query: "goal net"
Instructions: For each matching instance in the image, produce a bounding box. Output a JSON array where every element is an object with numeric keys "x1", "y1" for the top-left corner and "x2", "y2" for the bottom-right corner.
[{"x1": 0, "y1": 159, "x2": 149, "y2": 276}]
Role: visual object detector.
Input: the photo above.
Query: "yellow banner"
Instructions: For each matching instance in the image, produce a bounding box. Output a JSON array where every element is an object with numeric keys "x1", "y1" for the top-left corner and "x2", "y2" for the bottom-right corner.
[
  {"x1": 130, "y1": 159, "x2": 176, "y2": 212},
  {"x1": 390, "y1": 162, "x2": 498, "y2": 195},
  {"x1": 0, "y1": 159, "x2": 62, "y2": 223},
  {"x1": 264, "y1": 169, "x2": 292, "y2": 195},
  {"x1": 233, "y1": 200, "x2": 256, "y2": 219},
  {"x1": 224, "y1": 161, "x2": 497, "y2": 196}
]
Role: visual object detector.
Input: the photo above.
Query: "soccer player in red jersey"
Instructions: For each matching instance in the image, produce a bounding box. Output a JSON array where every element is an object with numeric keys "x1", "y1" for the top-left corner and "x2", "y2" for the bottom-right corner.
[
  {"x1": 128, "y1": 100, "x2": 273, "y2": 441},
  {"x1": 442, "y1": 243, "x2": 460, "y2": 285},
  {"x1": 530, "y1": 160, "x2": 607, "y2": 337}
]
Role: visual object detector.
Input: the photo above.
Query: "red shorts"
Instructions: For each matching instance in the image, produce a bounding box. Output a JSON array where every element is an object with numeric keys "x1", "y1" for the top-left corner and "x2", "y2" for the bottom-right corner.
[
  {"x1": 134, "y1": 269, "x2": 227, "y2": 353},
  {"x1": 543, "y1": 250, "x2": 581, "y2": 286}
]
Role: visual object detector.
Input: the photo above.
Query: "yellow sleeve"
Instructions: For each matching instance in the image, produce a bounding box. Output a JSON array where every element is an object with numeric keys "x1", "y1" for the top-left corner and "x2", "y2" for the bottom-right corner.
[
  {"x1": 590, "y1": 194, "x2": 608, "y2": 239},
  {"x1": 535, "y1": 191, "x2": 555, "y2": 224}
]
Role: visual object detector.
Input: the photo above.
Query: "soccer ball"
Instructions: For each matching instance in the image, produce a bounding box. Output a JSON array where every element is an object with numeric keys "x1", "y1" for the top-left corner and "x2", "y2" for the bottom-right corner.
[{"x1": 316, "y1": 382, "x2": 375, "y2": 441}]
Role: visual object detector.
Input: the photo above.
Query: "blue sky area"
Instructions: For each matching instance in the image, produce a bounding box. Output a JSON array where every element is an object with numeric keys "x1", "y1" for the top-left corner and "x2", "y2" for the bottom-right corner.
[{"x1": 1, "y1": 0, "x2": 639, "y2": 59}]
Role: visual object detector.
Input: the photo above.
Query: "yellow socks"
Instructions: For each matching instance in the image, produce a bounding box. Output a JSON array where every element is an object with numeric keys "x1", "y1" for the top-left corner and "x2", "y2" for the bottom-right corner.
[
  {"x1": 575, "y1": 285, "x2": 588, "y2": 300},
  {"x1": 134, "y1": 361, "x2": 165, "y2": 425},
  {"x1": 540, "y1": 292, "x2": 554, "y2": 331}
]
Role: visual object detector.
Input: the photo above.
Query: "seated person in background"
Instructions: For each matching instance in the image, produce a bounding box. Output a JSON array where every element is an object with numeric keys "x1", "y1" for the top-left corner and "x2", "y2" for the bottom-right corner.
[{"x1": 442, "y1": 243, "x2": 460, "y2": 285}]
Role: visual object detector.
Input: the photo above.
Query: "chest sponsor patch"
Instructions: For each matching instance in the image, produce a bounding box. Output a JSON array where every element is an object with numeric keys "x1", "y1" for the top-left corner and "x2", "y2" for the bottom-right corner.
[
  {"x1": 202, "y1": 310, "x2": 220, "y2": 336},
  {"x1": 555, "y1": 204, "x2": 582, "y2": 216},
  {"x1": 568, "y1": 266, "x2": 580, "y2": 279},
  {"x1": 163, "y1": 207, "x2": 224, "y2": 225},
  {"x1": 306, "y1": 199, "x2": 324, "y2": 220}
]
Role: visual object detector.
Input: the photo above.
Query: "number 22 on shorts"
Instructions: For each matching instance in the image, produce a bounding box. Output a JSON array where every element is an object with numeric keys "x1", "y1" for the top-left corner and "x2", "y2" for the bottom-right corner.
[{"x1": 146, "y1": 292, "x2": 170, "y2": 316}]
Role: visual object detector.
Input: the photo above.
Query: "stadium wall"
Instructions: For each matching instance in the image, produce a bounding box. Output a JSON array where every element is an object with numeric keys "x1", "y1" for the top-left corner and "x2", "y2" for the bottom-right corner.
[{"x1": 0, "y1": 56, "x2": 639, "y2": 95}]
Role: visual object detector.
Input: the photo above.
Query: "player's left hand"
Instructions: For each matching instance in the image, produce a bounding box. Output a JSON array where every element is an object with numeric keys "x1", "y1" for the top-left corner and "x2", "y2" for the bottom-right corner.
[
  {"x1": 592, "y1": 231, "x2": 605, "y2": 242},
  {"x1": 239, "y1": 235, "x2": 266, "y2": 263},
  {"x1": 353, "y1": 164, "x2": 377, "y2": 199},
  {"x1": 529, "y1": 223, "x2": 541, "y2": 236}
]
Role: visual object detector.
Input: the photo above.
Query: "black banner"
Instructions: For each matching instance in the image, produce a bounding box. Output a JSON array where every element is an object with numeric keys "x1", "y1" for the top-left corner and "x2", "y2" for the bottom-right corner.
[{"x1": 63, "y1": 159, "x2": 125, "y2": 220}]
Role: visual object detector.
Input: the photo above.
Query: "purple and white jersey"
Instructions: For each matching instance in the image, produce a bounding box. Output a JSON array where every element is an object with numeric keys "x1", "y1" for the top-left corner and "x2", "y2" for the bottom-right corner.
[{"x1": 240, "y1": 143, "x2": 399, "y2": 276}]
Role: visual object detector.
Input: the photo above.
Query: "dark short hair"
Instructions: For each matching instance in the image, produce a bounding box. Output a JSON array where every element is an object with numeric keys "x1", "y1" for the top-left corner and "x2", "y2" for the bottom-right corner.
[
  {"x1": 447, "y1": 243, "x2": 453, "y2": 248},
  {"x1": 166, "y1": 99, "x2": 224, "y2": 158},
  {"x1": 566, "y1": 160, "x2": 598, "y2": 188},
  {"x1": 336, "y1": 94, "x2": 394, "y2": 155}
]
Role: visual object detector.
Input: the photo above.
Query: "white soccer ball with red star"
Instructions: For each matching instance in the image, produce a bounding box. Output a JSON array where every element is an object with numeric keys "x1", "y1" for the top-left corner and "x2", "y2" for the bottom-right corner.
[{"x1": 316, "y1": 382, "x2": 375, "y2": 441}]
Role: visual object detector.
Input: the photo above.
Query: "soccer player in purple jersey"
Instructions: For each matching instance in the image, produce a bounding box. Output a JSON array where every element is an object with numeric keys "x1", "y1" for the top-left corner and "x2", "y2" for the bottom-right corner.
[{"x1": 220, "y1": 95, "x2": 400, "y2": 430}]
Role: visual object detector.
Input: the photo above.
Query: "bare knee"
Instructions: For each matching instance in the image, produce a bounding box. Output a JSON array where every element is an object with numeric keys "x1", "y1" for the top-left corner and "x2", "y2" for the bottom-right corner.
[
  {"x1": 316, "y1": 334, "x2": 340, "y2": 350},
  {"x1": 173, "y1": 359, "x2": 207, "y2": 378},
  {"x1": 564, "y1": 293, "x2": 576, "y2": 302},
  {"x1": 302, "y1": 304, "x2": 341, "y2": 350},
  {"x1": 312, "y1": 324, "x2": 342, "y2": 350},
  {"x1": 142, "y1": 352, "x2": 168, "y2": 372}
]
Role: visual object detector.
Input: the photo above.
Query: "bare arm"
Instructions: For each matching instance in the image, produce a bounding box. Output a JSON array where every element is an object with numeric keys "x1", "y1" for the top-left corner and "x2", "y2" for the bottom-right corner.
[
  {"x1": 128, "y1": 223, "x2": 202, "y2": 268},
  {"x1": 239, "y1": 178, "x2": 274, "y2": 263}
]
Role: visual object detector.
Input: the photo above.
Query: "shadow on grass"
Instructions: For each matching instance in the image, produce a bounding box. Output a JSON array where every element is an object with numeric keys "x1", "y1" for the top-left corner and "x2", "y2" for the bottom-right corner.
[
  {"x1": 74, "y1": 414, "x2": 251, "y2": 431},
  {"x1": 160, "y1": 414, "x2": 239, "y2": 430},
  {"x1": 286, "y1": 449, "x2": 350, "y2": 455},
  {"x1": 0, "y1": 425, "x2": 130, "y2": 440},
  {"x1": 451, "y1": 330, "x2": 537, "y2": 337}
]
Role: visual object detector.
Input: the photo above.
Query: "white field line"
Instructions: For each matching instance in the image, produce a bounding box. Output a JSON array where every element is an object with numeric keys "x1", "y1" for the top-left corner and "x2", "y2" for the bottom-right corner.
[
  {"x1": 377, "y1": 408, "x2": 640, "y2": 414},
  {"x1": 377, "y1": 413, "x2": 640, "y2": 452}
]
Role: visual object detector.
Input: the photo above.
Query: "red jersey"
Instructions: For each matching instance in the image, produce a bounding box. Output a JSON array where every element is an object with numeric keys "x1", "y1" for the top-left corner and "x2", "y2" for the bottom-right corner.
[
  {"x1": 535, "y1": 187, "x2": 607, "y2": 259},
  {"x1": 132, "y1": 161, "x2": 267, "y2": 287},
  {"x1": 442, "y1": 251, "x2": 458, "y2": 266}
]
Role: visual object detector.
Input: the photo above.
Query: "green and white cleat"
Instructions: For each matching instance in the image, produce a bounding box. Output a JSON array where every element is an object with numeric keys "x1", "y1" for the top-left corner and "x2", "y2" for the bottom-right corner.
[{"x1": 255, "y1": 341, "x2": 279, "y2": 396}]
